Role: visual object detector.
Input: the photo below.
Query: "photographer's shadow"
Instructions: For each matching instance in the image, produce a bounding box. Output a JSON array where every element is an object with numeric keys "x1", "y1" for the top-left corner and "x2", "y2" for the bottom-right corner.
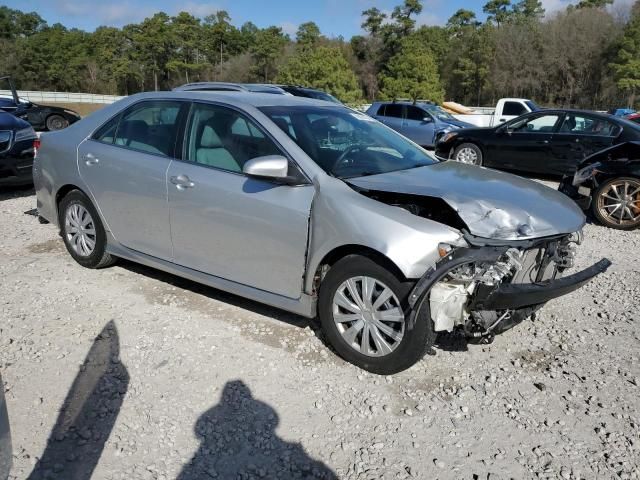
[
  {"x1": 177, "y1": 380, "x2": 337, "y2": 480},
  {"x1": 27, "y1": 321, "x2": 129, "y2": 480}
]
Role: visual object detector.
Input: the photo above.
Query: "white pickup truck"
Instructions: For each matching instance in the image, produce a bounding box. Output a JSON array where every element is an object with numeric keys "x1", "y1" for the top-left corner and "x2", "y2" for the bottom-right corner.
[{"x1": 451, "y1": 98, "x2": 540, "y2": 127}]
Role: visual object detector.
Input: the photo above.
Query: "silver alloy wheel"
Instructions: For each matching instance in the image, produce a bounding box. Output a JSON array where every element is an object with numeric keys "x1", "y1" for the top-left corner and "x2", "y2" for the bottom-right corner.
[
  {"x1": 64, "y1": 203, "x2": 97, "y2": 257},
  {"x1": 332, "y1": 276, "x2": 405, "y2": 357},
  {"x1": 455, "y1": 147, "x2": 478, "y2": 164},
  {"x1": 597, "y1": 179, "x2": 640, "y2": 226}
]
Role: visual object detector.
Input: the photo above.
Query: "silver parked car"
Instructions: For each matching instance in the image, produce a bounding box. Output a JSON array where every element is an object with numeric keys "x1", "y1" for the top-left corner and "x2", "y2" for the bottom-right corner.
[{"x1": 34, "y1": 92, "x2": 610, "y2": 374}]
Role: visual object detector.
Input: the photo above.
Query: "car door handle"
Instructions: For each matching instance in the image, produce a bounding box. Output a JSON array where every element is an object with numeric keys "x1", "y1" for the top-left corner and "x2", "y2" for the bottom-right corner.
[
  {"x1": 170, "y1": 174, "x2": 195, "y2": 189},
  {"x1": 537, "y1": 140, "x2": 549, "y2": 144},
  {"x1": 84, "y1": 153, "x2": 99, "y2": 165}
]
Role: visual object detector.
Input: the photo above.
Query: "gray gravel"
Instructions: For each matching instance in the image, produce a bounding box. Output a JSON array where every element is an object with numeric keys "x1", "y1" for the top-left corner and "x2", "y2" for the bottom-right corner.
[{"x1": 0, "y1": 185, "x2": 639, "y2": 480}]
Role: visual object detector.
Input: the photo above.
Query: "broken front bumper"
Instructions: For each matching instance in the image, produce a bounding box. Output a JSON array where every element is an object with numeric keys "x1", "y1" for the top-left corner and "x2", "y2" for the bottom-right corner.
[
  {"x1": 470, "y1": 258, "x2": 611, "y2": 310},
  {"x1": 409, "y1": 244, "x2": 611, "y2": 315}
]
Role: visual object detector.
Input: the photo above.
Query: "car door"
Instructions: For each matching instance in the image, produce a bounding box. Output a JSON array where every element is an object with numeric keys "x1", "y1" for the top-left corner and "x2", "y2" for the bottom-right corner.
[
  {"x1": 401, "y1": 105, "x2": 436, "y2": 147},
  {"x1": 167, "y1": 102, "x2": 315, "y2": 299},
  {"x1": 495, "y1": 100, "x2": 528, "y2": 125},
  {"x1": 78, "y1": 100, "x2": 186, "y2": 260},
  {"x1": 550, "y1": 113, "x2": 619, "y2": 175},
  {"x1": 490, "y1": 113, "x2": 562, "y2": 173}
]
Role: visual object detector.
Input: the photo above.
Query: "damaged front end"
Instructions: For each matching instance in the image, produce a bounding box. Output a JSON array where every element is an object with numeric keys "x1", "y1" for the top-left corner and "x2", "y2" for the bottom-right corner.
[{"x1": 408, "y1": 234, "x2": 611, "y2": 341}]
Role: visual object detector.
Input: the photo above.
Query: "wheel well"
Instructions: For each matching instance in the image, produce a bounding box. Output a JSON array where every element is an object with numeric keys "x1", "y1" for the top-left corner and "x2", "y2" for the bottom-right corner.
[
  {"x1": 312, "y1": 245, "x2": 407, "y2": 294},
  {"x1": 55, "y1": 184, "x2": 85, "y2": 217}
]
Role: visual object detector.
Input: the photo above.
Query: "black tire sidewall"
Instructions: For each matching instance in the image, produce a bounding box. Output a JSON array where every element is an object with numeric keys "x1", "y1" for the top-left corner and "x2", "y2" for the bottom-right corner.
[
  {"x1": 318, "y1": 255, "x2": 434, "y2": 375},
  {"x1": 592, "y1": 177, "x2": 640, "y2": 230},
  {"x1": 454, "y1": 143, "x2": 483, "y2": 166},
  {"x1": 47, "y1": 114, "x2": 68, "y2": 131},
  {"x1": 58, "y1": 190, "x2": 109, "y2": 268}
]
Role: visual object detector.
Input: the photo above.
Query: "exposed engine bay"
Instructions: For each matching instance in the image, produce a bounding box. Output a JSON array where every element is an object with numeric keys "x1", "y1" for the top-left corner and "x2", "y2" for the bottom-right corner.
[
  {"x1": 354, "y1": 184, "x2": 610, "y2": 341},
  {"x1": 428, "y1": 235, "x2": 580, "y2": 338}
]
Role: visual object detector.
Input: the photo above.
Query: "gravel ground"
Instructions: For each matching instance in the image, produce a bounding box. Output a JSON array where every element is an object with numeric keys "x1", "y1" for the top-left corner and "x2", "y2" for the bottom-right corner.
[{"x1": 0, "y1": 185, "x2": 639, "y2": 480}]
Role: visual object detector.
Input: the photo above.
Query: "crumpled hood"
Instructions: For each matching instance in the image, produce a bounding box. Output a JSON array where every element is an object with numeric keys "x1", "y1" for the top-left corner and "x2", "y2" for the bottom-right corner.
[{"x1": 347, "y1": 162, "x2": 586, "y2": 240}]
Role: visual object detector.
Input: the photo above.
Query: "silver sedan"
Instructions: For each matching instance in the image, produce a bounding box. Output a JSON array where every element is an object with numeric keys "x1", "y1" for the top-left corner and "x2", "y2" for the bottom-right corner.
[{"x1": 34, "y1": 92, "x2": 609, "y2": 373}]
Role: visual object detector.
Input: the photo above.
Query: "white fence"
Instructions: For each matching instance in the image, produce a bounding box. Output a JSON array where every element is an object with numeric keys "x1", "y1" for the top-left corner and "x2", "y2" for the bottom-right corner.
[{"x1": 0, "y1": 90, "x2": 124, "y2": 104}]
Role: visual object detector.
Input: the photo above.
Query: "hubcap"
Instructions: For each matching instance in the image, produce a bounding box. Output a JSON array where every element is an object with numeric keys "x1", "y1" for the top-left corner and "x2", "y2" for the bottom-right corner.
[
  {"x1": 597, "y1": 180, "x2": 640, "y2": 226},
  {"x1": 332, "y1": 276, "x2": 405, "y2": 357},
  {"x1": 64, "y1": 203, "x2": 96, "y2": 257},
  {"x1": 455, "y1": 147, "x2": 478, "y2": 164}
]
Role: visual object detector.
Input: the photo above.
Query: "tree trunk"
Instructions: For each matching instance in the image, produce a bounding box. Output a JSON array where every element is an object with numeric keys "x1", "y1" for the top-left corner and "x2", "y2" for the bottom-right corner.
[{"x1": 154, "y1": 71, "x2": 158, "y2": 92}]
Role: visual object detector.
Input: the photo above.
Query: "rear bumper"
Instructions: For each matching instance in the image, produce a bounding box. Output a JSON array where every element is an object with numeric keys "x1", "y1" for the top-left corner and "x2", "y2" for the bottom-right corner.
[
  {"x1": 470, "y1": 258, "x2": 611, "y2": 310},
  {"x1": 558, "y1": 176, "x2": 591, "y2": 210}
]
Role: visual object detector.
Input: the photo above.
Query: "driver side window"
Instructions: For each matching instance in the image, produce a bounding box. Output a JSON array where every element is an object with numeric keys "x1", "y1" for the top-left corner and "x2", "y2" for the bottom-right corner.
[{"x1": 511, "y1": 114, "x2": 560, "y2": 133}]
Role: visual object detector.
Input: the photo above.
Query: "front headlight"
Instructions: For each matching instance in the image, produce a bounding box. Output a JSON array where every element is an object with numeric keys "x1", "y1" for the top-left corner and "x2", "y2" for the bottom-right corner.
[
  {"x1": 64, "y1": 109, "x2": 79, "y2": 117},
  {"x1": 440, "y1": 131, "x2": 458, "y2": 144},
  {"x1": 14, "y1": 127, "x2": 37, "y2": 143}
]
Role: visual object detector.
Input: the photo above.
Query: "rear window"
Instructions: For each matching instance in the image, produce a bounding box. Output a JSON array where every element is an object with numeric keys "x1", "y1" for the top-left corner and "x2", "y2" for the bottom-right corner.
[{"x1": 503, "y1": 101, "x2": 527, "y2": 116}]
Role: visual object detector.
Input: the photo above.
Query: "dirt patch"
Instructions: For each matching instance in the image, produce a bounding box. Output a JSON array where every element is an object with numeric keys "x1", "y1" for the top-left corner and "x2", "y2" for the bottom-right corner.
[{"x1": 27, "y1": 239, "x2": 65, "y2": 254}]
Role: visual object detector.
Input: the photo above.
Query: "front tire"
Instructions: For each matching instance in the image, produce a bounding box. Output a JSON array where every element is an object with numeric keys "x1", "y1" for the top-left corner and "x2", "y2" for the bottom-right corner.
[
  {"x1": 318, "y1": 255, "x2": 435, "y2": 374},
  {"x1": 58, "y1": 190, "x2": 116, "y2": 268},
  {"x1": 592, "y1": 177, "x2": 640, "y2": 230},
  {"x1": 46, "y1": 114, "x2": 69, "y2": 131},
  {"x1": 453, "y1": 143, "x2": 483, "y2": 166}
]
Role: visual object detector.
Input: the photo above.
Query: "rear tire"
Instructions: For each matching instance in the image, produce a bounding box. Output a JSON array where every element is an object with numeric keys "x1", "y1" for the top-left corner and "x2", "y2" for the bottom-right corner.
[
  {"x1": 453, "y1": 143, "x2": 483, "y2": 166},
  {"x1": 318, "y1": 254, "x2": 435, "y2": 374},
  {"x1": 46, "y1": 114, "x2": 69, "y2": 131},
  {"x1": 592, "y1": 177, "x2": 640, "y2": 230},
  {"x1": 58, "y1": 190, "x2": 116, "y2": 269}
]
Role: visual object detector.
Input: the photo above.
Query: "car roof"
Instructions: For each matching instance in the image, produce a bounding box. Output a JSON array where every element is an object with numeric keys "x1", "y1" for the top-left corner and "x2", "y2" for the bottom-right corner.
[
  {"x1": 128, "y1": 90, "x2": 343, "y2": 108},
  {"x1": 173, "y1": 82, "x2": 288, "y2": 94}
]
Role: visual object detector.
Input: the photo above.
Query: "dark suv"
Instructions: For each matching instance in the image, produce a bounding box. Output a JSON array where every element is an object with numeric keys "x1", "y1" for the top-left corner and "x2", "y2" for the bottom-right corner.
[
  {"x1": 173, "y1": 82, "x2": 342, "y2": 104},
  {"x1": 0, "y1": 111, "x2": 37, "y2": 185}
]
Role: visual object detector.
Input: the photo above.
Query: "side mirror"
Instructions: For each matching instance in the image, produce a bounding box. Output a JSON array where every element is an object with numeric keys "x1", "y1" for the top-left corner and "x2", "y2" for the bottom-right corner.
[
  {"x1": 422, "y1": 117, "x2": 433, "y2": 123},
  {"x1": 243, "y1": 155, "x2": 290, "y2": 181}
]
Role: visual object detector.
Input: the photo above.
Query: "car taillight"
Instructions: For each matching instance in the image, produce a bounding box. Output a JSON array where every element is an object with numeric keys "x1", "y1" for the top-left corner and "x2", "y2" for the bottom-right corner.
[{"x1": 33, "y1": 137, "x2": 41, "y2": 157}]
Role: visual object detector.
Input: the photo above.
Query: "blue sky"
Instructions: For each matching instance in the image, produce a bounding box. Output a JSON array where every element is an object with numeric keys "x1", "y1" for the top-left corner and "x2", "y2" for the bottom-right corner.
[{"x1": 2, "y1": 0, "x2": 577, "y2": 37}]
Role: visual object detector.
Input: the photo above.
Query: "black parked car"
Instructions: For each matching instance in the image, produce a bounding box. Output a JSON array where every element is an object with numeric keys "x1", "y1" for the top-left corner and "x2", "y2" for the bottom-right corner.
[
  {"x1": 0, "y1": 111, "x2": 37, "y2": 185},
  {"x1": 559, "y1": 141, "x2": 640, "y2": 230},
  {"x1": 435, "y1": 109, "x2": 640, "y2": 176},
  {"x1": 0, "y1": 374, "x2": 10, "y2": 480},
  {"x1": 1, "y1": 76, "x2": 81, "y2": 131}
]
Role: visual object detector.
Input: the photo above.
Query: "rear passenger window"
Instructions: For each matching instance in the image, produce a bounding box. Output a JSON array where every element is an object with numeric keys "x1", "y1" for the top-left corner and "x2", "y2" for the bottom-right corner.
[
  {"x1": 185, "y1": 103, "x2": 282, "y2": 173},
  {"x1": 382, "y1": 104, "x2": 403, "y2": 118},
  {"x1": 113, "y1": 101, "x2": 182, "y2": 157},
  {"x1": 503, "y1": 102, "x2": 527, "y2": 116},
  {"x1": 560, "y1": 114, "x2": 619, "y2": 137}
]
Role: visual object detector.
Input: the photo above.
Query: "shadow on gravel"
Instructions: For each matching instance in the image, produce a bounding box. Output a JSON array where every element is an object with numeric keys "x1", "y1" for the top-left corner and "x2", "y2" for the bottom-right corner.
[
  {"x1": 177, "y1": 380, "x2": 337, "y2": 480},
  {"x1": 435, "y1": 331, "x2": 470, "y2": 352},
  {"x1": 0, "y1": 184, "x2": 34, "y2": 201},
  {"x1": 27, "y1": 321, "x2": 129, "y2": 480}
]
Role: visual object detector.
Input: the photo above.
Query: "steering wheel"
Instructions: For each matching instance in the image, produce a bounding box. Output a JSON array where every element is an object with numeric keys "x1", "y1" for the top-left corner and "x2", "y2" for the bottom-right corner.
[{"x1": 331, "y1": 144, "x2": 366, "y2": 174}]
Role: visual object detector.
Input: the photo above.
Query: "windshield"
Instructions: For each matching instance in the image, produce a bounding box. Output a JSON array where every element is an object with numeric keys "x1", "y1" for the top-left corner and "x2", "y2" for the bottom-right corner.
[
  {"x1": 259, "y1": 105, "x2": 438, "y2": 179},
  {"x1": 422, "y1": 104, "x2": 456, "y2": 121},
  {"x1": 525, "y1": 100, "x2": 540, "y2": 112}
]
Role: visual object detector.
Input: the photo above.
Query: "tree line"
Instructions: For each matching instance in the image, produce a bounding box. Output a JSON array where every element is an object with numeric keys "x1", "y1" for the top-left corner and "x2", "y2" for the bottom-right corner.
[{"x1": 1, "y1": 0, "x2": 639, "y2": 109}]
